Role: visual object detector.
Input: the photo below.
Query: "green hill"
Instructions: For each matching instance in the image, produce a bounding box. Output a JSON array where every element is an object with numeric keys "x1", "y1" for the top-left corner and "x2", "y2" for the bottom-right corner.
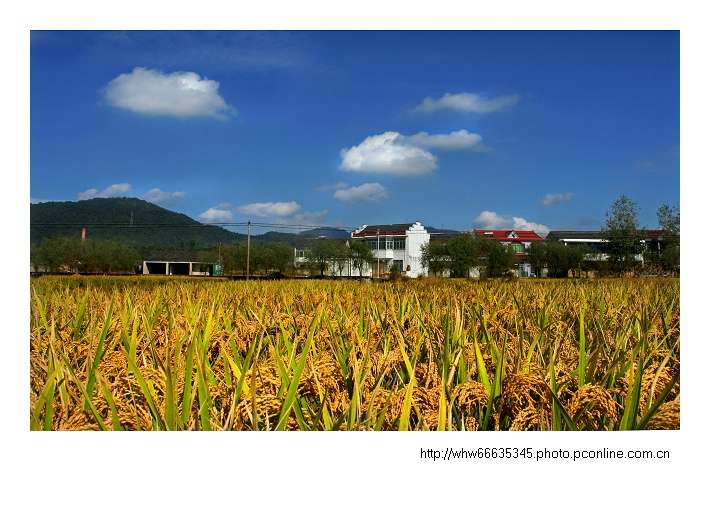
[{"x1": 30, "y1": 198, "x2": 300, "y2": 249}]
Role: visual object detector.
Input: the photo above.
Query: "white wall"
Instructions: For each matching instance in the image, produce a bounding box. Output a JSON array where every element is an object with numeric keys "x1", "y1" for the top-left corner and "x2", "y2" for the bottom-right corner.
[{"x1": 404, "y1": 222, "x2": 429, "y2": 277}]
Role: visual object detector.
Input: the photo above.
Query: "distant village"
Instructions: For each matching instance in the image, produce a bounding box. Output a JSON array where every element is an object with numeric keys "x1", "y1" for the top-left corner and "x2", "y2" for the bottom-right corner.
[{"x1": 139, "y1": 221, "x2": 674, "y2": 280}]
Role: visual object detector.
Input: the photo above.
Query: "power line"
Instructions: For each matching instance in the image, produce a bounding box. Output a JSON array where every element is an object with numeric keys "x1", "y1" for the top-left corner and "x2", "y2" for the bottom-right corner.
[{"x1": 30, "y1": 221, "x2": 359, "y2": 231}]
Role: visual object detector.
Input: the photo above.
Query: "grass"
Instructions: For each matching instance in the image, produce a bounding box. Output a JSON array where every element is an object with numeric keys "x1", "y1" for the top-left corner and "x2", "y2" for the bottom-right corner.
[{"x1": 29, "y1": 276, "x2": 680, "y2": 431}]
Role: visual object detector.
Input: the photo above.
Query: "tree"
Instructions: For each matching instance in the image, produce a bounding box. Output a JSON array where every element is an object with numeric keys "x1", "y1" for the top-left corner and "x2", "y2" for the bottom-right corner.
[
  {"x1": 331, "y1": 243, "x2": 351, "y2": 277},
  {"x1": 218, "y1": 242, "x2": 237, "y2": 276},
  {"x1": 270, "y1": 242, "x2": 295, "y2": 275},
  {"x1": 545, "y1": 243, "x2": 588, "y2": 278},
  {"x1": 350, "y1": 241, "x2": 374, "y2": 279},
  {"x1": 420, "y1": 240, "x2": 450, "y2": 277},
  {"x1": 602, "y1": 195, "x2": 643, "y2": 276},
  {"x1": 252, "y1": 245, "x2": 274, "y2": 275},
  {"x1": 36, "y1": 237, "x2": 68, "y2": 272},
  {"x1": 232, "y1": 243, "x2": 249, "y2": 275},
  {"x1": 473, "y1": 237, "x2": 516, "y2": 278},
  {"x1": 657, "y1": 204, "x2": 680, "y2": 274},
  {"x1": 527, "y1": 241, "x2": 547, "y2": 277},
  {"x1": 62, "y1": 238, "x2": 84, "y2": 273},
  {"x1": 305, "y1": 239, "x2": 338, "y2": 278},
  {"x1": 447, "y1": 232, "x2": 477, "y2": 277}
]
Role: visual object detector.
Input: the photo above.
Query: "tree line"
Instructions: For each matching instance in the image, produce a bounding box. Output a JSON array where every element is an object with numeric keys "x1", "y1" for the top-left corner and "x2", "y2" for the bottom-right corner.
[
  {"x1": 30, "y1": 195, "x2": 679, "y2": 278},
  {"x1": 30, "y1": 237, "x2": 142, "y2": 274},
  {"x1": 218, "y1": 239, "x2": 376, "y2": 278}
]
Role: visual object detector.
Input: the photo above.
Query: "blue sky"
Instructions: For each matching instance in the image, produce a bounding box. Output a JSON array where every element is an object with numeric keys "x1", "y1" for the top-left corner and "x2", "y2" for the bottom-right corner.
[{"x1": 30, "y1": 30, "x2": 680, "y2": 236}]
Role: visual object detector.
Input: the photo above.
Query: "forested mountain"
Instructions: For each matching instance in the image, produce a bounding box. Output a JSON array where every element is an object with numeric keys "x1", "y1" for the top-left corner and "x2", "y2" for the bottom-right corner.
[
  {"x1": 29, "y1": 198, "x2": 456, "y2": 251},
  {"x1": 30, "y1": 198, "x2": 304, "y2": 248}
]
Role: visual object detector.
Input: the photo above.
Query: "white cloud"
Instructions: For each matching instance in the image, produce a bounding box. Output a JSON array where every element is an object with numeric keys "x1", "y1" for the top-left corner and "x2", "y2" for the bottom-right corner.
[
  {"x1": 78, "y1": 183, "x2": 133, "y2": 200},
  {"x1": 413, "y1": 92, "x2": 520, "y2": 114},
  {"x1": 538, "y1": 192, "x2": 574, "y2": 206},
  {"x1": 339, "y1": 132, "x2": 438, "y2": 176},
  {"x1": 78, "y1": 189, "x2": 99, "y2": 200},
  {"x1": 140, "y1": 188, "x2": 187, "y2": 207},
  {"x1": 236, "y1": 201, "x2": 301, "y2": 218},
  {"x1": 103, "y1": 67, "x2": 235, "y2": 120},
  {"x1": 472, "y1": 210, "x2": 550, "y2": 237},
  {"x1": 198, "y1": 206, "x2": 233, "y2": 223},
  {"x1": 334, "y1": 183, "x2": 389, "y2": 204},
  {"x1": 408, "y1": 130, "x2": 487, "y2": 151},
  {"x1": 339, "y1": 129, "x2": 491, "y2": 176}
]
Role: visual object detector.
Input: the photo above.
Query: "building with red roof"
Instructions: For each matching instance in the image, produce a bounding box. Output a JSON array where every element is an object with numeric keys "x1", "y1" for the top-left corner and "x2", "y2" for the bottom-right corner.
[{"x1": 473, "y1": 229, "x2": 547, "y2": 277}]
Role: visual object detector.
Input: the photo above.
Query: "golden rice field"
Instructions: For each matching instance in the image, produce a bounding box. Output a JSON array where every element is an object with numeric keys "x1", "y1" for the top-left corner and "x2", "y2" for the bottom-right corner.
[{"x1": 30, "y1": 276, "x2": 680, "y2": 431}]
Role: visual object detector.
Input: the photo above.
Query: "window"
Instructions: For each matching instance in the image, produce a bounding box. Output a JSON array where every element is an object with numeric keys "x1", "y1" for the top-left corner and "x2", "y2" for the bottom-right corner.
[
  {"x1": 510, "y1": 243, "x2": 524, "y2": 253},
  {"x1": 386, "y1": 238, "x2": 393, "y2": 250},
  {"x1": 394, "y1": 237, "x2": 405, "y2": 250}
]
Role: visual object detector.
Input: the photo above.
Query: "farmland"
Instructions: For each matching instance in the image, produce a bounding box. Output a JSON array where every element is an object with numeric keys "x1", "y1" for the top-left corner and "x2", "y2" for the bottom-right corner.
[{"x1": 29, "y1": 276, "x2": 679, "y2": 431}]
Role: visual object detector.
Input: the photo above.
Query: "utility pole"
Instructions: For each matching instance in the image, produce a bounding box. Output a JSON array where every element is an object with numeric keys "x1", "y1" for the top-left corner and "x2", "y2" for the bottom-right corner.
[{"x1": 246, "y1": 220, "x2": 251, "y2": 280}]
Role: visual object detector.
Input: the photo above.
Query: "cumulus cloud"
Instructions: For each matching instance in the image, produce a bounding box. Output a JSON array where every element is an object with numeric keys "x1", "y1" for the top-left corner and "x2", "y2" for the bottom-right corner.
[
  {"x1": 538, "y1": 192, "x2": 574, "y2": 206},
  {"x1": 236, "y1": 201, "x2": 301, "y2": 218},
  {"x1": 413, "y1": 92, "x2": 520, "y2": 114},
  {"x1": 334, "y1": 183, "x2": 389, "y2": 204},
  {"x1": 340, "y1": 132, "x2": 437, "y2": 176},
  {"x1": 408, "y1": 130, "x2": 487, "y2": 151},
  {"x1": 339, "y1": 129, "x2": 491, "y2": 176},
  {"x1": 472, "y1": 210, "x2": 550, "y2": 237},
  {"x1": 78, "y1": 183, "x2": 133, "y2": 200},
  {"x1": 103, "y1": 67, "x2": 235, "y2": 120},
  {"x1": 140, "y1": 188, "x2": 187, "y2": 207},
  {"x1": 198, "y1": 205, "x2": 233, "y2": 223}
]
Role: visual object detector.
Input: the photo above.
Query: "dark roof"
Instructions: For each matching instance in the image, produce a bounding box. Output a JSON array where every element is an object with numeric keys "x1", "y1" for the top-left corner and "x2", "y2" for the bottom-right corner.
[
  {"x1": 424, "y1": 226, "x2": 461, "y2": 235},
  {"x1": 353, "y1": 223, "x2": 413, "y2": 236},
  {"x1": 144, "y1": 251, "x2": 211, "y2": 262},
  {"x1": 429, "y1": 233, "x2": 457, "y2": 243}
]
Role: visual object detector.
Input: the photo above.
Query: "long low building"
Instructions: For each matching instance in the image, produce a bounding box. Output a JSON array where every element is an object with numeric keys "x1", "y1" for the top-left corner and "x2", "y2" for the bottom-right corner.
[
  {"x1": 546, "y1": 230, "x2": 663, "y2": 263},
  {"x1": 142, "y1": 251, "x2": 221, "y2": 276}
]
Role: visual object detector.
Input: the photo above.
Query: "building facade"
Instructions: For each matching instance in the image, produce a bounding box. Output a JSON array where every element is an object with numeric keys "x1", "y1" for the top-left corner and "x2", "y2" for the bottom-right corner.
[
  {"x1": 351, "y1": 222, "x2": 431, "y2": 278},
  {"x1": 142, "y1": 251, "x2": 221, "y2": 276},
  {"x1": 472, "y1": 229, "x2": 546, "y2": 277},
  {"x1": 293, "y1": 237, "x2": 352, "y2": 277},
  {"x1": 545, "y1": 230, "x2": 663, "y2": 269}
]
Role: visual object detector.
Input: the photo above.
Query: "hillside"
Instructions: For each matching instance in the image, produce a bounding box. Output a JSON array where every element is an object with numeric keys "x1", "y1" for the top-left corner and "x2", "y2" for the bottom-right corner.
[
  {"x1": 30, "y1": 198, "x2": 284, "y2": 248},
  {"x1": 30, "y1": 199, "x2": 461, "y2": 250}
]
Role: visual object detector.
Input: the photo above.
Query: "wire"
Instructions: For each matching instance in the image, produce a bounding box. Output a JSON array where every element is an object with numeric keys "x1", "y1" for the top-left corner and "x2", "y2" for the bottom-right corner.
[{"x1": 30, "y1": 221, "x2": 359, "y2": 231}]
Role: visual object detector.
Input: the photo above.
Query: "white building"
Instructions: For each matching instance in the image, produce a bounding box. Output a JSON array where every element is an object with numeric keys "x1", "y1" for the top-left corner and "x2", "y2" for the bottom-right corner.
[
  {"x1": 351, "y1": 222, "x2": 432, "y2": 278},
  {"x1": 293, "y1": 237, "x2": 352, "y2": 277}
]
